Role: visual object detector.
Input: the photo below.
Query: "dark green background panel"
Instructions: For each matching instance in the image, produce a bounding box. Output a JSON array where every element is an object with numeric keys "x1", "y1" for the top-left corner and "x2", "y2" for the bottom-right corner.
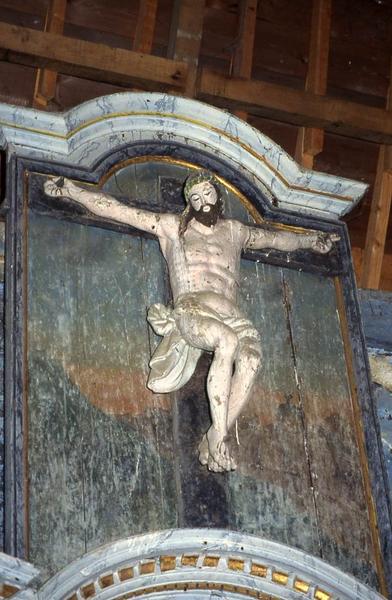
[
  {"x1": 26, "y1": 160, "x2": 380, "y2": 588},
  {"x1": 28, "y1": 213, "x2": 177, "y2": 579}
]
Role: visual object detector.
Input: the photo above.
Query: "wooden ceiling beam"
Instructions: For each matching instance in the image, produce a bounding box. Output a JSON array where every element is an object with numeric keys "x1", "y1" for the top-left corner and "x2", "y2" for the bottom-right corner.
[
  {"x1": 2, "y1": 22, "x2": 392, "y2": 146},
  {"x1": 231, "y1": 0, "x2": 258, "y2": 122},
  {"x1": 0, "y1": 22, "x2": 187, "y2": 92},
  {"x1": 198, "y1": 69, "x2": 392, "y2": 145},
  {"x1": 353, "y1": 246, "x2": 392, "y2": 290},
  {"x1": 360, "y1": 62, "x2": 392, "y2": 290},
  {"x1": 168, "y1": 0, "x2": 206, "y2": 96},
  {"x1": 133, "y1": 0, "x2": 159, "y2": 55},
  {"x1": 33, "y1": 0, "x2": 67, "y2": 109},
  {"x1": 295, "y1": 0, "x2": 331, "y2": 168},
  {"x1": 232, "y1": 0, "x2": 258, "y2": 79}
]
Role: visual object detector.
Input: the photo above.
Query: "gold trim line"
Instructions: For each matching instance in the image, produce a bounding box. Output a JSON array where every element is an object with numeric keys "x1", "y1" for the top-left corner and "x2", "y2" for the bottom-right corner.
[{"x1": 0, "y1": 111, "x2": 356, "y2": 203}]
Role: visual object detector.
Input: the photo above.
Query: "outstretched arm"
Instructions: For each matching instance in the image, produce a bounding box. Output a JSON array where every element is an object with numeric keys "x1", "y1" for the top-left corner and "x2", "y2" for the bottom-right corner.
[
  {"x1": 44, "y1": 177, "x2": 175, "y2": 236},
  {"x1": 245, "y1": 225, "x2": 339, "y2": 254}
]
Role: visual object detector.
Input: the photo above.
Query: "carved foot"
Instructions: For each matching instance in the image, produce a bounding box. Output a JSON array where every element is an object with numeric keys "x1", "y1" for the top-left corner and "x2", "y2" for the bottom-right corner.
[
  {"x1": 198, "y1": 429, "x2": 237, "y2": 472},
  {"x1": 198, "y1": 434, "x2": 209, "y2": 465}
]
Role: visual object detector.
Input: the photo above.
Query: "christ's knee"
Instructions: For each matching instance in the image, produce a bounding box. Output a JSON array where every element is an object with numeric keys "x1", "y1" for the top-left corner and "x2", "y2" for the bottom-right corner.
[
  {"x1": 237, "y1": 346, "x2": 262, "y2": 375},
  {"x1": 216, "y1": 329, "x2": 238, "y2": 361}
]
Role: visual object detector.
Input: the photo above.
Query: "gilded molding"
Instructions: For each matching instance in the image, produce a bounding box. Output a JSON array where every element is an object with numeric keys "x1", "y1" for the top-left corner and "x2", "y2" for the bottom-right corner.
[
  {"x1": 0, "y1": 93, "x2": 367, "y2": 219},
  {"x1": 35, "y1": 529, "x2": 385, "y2": 600}
]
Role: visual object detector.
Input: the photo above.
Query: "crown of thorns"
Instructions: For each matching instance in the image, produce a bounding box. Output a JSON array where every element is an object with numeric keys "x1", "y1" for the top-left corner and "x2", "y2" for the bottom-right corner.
[{"x1": 183, "y1": 171, "x2": 220, "y2": 203}]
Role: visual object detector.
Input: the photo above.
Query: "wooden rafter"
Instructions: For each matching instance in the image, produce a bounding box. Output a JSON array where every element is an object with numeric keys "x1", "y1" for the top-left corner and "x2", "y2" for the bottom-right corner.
[
  {"x1": 231, "y1": 0, "x2": 258, "y2": 122},
  {"x1": 33, "y1": 0, "x2": 67, "y2": 109},
  {"x1": 168, "y1": 0, "x2": 206, "y2": 96},
  {"x1": 2, "y1": 22, "x2": 392, "y2": 145},
  {"x1": 295, "y1": 0, "x2": 331, "y2": 168},
  {"x1": 133, "y1": 0, "x2": 159, "y2": 55},
  {"x1": 198, "y1": 69, "x2": 392, "y2": 144},
  {"x1": 0, "y1": 22, "x2": 187, "y2": 91},
  {"x1": 360, "y1": 62, "x2": 392, "y2": 290}
]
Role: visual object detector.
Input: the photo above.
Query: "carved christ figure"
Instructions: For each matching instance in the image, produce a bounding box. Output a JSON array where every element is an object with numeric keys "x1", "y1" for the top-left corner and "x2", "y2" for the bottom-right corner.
[{"x1": 45, "y1": 171, "x2": 337, "y2": 473}]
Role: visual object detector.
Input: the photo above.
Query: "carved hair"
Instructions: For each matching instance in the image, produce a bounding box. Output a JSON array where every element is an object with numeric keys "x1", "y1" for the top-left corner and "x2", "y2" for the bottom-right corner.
[{"x1": 179, "y1": 171, "x2": 224, "y2": 236}]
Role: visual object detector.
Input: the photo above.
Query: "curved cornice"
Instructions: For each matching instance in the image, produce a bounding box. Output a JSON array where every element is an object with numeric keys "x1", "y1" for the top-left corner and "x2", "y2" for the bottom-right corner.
[
  {"x1": 0, "y1": 551, "x2": 39, "y2": 599},
  {"x1": 0, "y1": 93, "x2": 367, "y2": 219},
  {"x1": 36, "y1": 529, "x2": 384, "y2": 600}
]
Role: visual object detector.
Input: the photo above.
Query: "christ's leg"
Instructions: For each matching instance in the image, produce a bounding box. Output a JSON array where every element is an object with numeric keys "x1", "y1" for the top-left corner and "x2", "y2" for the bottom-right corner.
[
  {"x1": 227, "y1": 343, "x2": 262, "y2": 430},
  {"x1": 204, "y1": 328, "x2": 238, "y2": 472},
  {"x1": 175, "y1": 312, "x2": 238, "y2": 472},
  {"x1": 198, "y1": 341, "x2": 261, "y2": 470}
]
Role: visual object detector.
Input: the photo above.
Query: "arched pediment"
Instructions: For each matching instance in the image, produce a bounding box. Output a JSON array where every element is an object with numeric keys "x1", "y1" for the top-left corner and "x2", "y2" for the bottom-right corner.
[
  {"x1": 0, "y1": 93, "x2": 366, "y2": 219},
  {"x1": 35, "y1": 529, "x2": 384, "y2": 600},
  {"x1": 1, "y1": 91, "x2": 391, "y2": 597}
]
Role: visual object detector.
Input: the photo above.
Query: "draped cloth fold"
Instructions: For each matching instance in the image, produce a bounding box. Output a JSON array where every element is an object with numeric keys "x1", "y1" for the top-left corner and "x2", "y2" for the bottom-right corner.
[
  {"x1": 147, "y1": 303, "x2": 202, "y2": 393},
  {"x1": 146, "y1": 300, "x2": 261, "y2": 394}
]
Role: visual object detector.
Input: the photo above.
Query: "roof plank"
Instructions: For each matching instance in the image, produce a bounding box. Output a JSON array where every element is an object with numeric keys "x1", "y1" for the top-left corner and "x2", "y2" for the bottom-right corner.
[
  {"x1": 133, "y1": 0, "x2": 158, "y2": 55},
  {"x1": 361, "y1": 62, "x2": 392, "y2": 289},
  {"x1": 295, "y1": 0, "x2": 331, "y2": 168},
  {"x1": 231, "y1": 0, "x2": 258, "y2": 122},
  {"x1": 0, "y1": 21, "x2": 187, "y2": 91},
  {"x1": 198, "y1": 68, "x2": 392, "y2": 144},
  {"x1": 168, "y1": 0, "x2": 206, "y2": 96},
  {"x1": 33, "y1": 0, "x2": 67, "y2": 109}
]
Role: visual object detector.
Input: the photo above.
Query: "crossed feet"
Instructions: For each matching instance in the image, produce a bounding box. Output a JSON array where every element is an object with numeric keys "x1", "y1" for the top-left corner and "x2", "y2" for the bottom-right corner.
[{"x1": 198, "y1": 426, "x2": 237, "y2": 472}]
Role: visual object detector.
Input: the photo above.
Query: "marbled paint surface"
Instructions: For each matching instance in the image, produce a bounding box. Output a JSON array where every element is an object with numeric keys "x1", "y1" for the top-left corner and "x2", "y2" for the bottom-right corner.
[{"x1": 0, "y1": 93, "x2": 367, "y2": 219}]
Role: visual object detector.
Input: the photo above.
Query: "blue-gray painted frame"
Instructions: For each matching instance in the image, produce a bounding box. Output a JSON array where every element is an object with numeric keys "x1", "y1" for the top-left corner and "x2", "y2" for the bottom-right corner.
[{"x1": 2, "y1": 140, "x2": 392, "y2": 595}]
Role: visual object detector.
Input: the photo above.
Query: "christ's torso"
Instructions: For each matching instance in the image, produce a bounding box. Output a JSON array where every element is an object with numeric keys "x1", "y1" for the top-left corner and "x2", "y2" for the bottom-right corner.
[{"x1": 158, "y1": 217, "x2": 248, "y2": 311}]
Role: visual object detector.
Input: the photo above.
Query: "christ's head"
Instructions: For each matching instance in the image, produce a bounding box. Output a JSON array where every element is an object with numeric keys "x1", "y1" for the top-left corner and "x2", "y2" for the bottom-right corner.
[{"x1": 180, "y1": 171, "x2": 224, "y2": 234}]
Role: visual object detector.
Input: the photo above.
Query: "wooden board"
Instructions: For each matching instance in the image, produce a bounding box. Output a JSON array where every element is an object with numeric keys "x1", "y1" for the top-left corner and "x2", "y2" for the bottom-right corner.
[
  {"x1": 0, "y1": 221, "x2": 4, "y2": 552},
  {"x1": 27, "y1": 214, "x2": 177, "y2": 580},
  {"x1": 198, "y1": 69, "x2": 392, "y2": 145},
  {"x1": 283, "y1": 271, "x2": 377, "y2": 583},
  {"x1": 359, "y1": 289, "x2": 392, "y2": 498},
  {"x1": 25, "y1": 160, "x2": 382, "y2": 590},
  {"x1": 228, "y1": 260, "x2": 320, "y2": 554},
  {"x1": 0, "y1": 21, "x2": 187, "y2": 92}
]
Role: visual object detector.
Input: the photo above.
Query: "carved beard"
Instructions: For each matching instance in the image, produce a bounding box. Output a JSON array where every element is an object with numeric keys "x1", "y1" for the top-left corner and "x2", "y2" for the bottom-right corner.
[{"x1": 189, "y1": 197, "x2": 224, "y2": 227}]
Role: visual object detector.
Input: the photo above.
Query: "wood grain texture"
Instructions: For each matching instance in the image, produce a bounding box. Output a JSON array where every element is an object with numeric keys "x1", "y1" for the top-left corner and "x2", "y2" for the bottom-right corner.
[
  {"x1": 168, "y1": 0, "x2": 206, "y2": 96},
  {"x1": 231, "y1": 0, "x2": 258, "y2": 122},
  {"x1": 283, "y1": 271, "x2": 378, "y2": 587},
  {"x1": 198, "y1": 69, "x2": 392, "y2": 145},
  {"x1": 0, "y1": 222, "x2": 4, "y2": 551},
  {"x1": 33, "y1": 0, "x2": 67, "y2": 109},
  {"x1": 228, "y1": 260, "x2": 320, "y2": 555},
  {"x1": 295, "y1": 0, "x2": 331, "y2": 168},
  {"x1": 24, "y1": 160, "x2": 383, "y2": 590},
  {"x1": 27, "y1": 215, "x2": 177, "y2": 580},
  {"x1": 133, "y1": 0, "x2": 158, "y2": 55},
  {"x1": 0, "y1": 21, "x2": 187, "y2": 91},
  {"x1": 360, "y1": 61, "x2": 392, "y2": 290},
  {"x1": 361, "y1": 158, "x2": 392, "y2": 290}
]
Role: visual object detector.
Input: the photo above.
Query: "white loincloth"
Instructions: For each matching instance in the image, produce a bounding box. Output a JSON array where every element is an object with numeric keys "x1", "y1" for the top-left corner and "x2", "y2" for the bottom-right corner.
[{"x1": 147, "y1": 301, "x2": 261, "y2": 393}]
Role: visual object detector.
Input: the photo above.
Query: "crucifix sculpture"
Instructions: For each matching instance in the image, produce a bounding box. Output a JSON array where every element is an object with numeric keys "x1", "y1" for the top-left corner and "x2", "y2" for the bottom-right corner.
[{"x1": 45, "y1": 171, "x2": 337, "y2": 473}]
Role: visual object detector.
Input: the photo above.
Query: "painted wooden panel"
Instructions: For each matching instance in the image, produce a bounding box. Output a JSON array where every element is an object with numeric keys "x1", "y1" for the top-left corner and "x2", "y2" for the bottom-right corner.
[
  {"x1": 174, "y1": 259, "x2": 378, "y2": 587},
  {"x1": 26, "y1": 160, "x2": 380, "y2": 590},
  {"x1": 359, "y1": 289, "x2": 392, "y2": 498},
  {"x1": 284, "y1": 271, "x2": 377, "y2": 585},
  {"x1": 229, "y1": 261, "x2": 320, "y2": 554},
  {"x1": 0, "y1": 221, "x2": 4, "y2": 552},
  {"x1": 27, "y1": 214, "x2": 177, "y2": 580}
]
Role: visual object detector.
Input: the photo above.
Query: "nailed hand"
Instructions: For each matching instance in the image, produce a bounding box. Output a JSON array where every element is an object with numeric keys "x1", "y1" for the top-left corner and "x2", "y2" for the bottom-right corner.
[
  {"x1": 311, "y1": 232, "x2": 340, "y2": 254},
  {"x1": 44, "y1": 176, "x2": 75, "y2": 198}
]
